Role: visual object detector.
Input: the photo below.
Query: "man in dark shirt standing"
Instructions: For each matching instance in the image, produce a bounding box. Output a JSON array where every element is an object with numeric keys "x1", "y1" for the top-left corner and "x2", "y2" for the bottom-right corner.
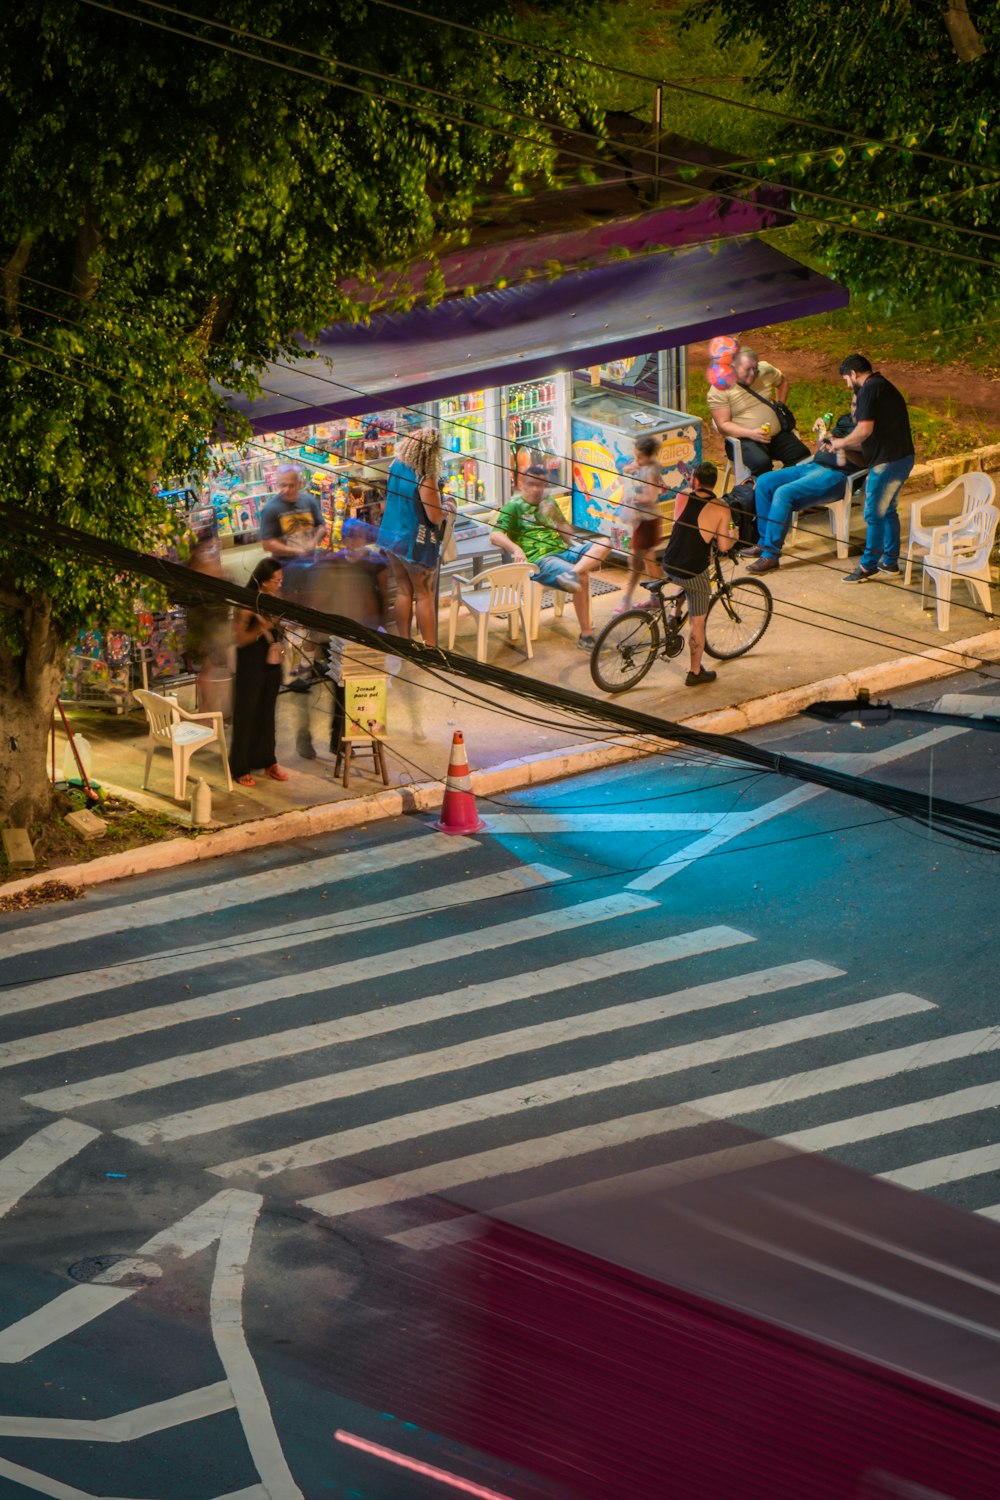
[{"x1": 828, "y1": 354, "x2": 914, "y2": 582}]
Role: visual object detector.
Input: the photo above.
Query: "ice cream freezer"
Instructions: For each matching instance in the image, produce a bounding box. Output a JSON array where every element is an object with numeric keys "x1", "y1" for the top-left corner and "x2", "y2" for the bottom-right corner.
[{"x1": 570, "y1": 387, "x2": 702, "y2": 551}]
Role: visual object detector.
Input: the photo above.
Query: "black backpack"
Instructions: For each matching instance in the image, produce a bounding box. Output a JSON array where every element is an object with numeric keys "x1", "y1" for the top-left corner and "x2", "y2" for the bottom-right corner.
[{"x1": 723, "y1": 478, "x2": 758, "y2": 544}]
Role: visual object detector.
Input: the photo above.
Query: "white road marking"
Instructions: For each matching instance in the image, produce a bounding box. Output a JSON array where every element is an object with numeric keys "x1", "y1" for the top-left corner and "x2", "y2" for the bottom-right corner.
[
  {"x1": 484, "y1": 813, "x2": 723, "y2": 832},
  {"x1": 625, "y1": 728, "x2": 966, "y2": 892},
  {"x1": 401, "y1": 1081, "x2": 1000, "y2": 1247},
  {"x1": 978, "y1": 1204, "x2": 1000, "y2": 1221},
  {"x1": 208, "y1": 1192, "x2": 303, "y2": 1500},
  {"x1": 882, "y1": 1145, "x2": 1000, "y2": 1191},
  {"x1": 0, "y1": 862, "x2": 566, "y2": 1018},
  {"x1": 304, "y1": 1021, "x2": 996, "y2": 1222},
  {"x1": 0, "y1": 1188, "x2": 257, "y2": 1363},
  {"x1": 116, "y1": 960, "x2": 838, "y2": 1146},
  {"x1": 1, "y1": 892, "x2": 653, "y2": 1069},
  {"x1": 218, "y1": 992, "x2": 930, "y2": 1184},
  {"x1": 0, "y1": 831, "x2": 470, "y2": 959},
  {"x1": 0, "y1": 1381, "x2": 233, "y2": 1441},
  {"x1": 30, "y1": 924, "x2": 758, "y2": 1114},
  {"x1": 0, "y1": 1119, "x2": 101, "y2": 1220}
]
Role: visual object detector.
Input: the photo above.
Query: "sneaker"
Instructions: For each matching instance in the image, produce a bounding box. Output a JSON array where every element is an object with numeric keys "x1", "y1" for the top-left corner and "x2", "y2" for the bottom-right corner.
[
  {"x1": 842, "y1": 565, "x2": 877, "y2": 583},
  {"x1": 746, "y1": 555, "x2": 779, "y2": 574},
  {"x1": 877, "y1": 561, "x2": 901, "y2": 576},
  {"x1": 577, "y1": 634, "x2": 596, "y2": 652},
  {"x1": 738, "y1": 544, "x2": 764, "y2": 559},
  {"x1": 685, "y1": 667, "x2": 718, "y2": 686}
]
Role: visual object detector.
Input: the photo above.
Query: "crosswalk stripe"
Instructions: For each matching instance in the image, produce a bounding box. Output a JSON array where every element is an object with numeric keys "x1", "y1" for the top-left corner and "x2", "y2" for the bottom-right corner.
[
  {"x1": 113, "y1": 960, "x2": 839, "y2": 1146},
  {"x1": 882, "y1": 1145, "x2": 1000, "y2": 1190},
  {"x1": 485, "y1": 813, "x2": 723, "y2": 832},
  {"x1": 301, "y1": 1020, "x2": 995, "y2": 1221},
  {"x1": 624, "y1": 729, "x2": 967, "y2": 893},
  {"x1": 401, "y1": 1081, "x2": 1000, "y2": 1248},
  {"x1": 27, "y1": 925, "x2": 761, "y2": 1114},
  {"x1": 0, "y1": 893, "x2": 654, "y2": 1069},
  {"x1": 0, "y1": 862, "x2": 566, "y2": 1019},
  {"x1": 0, "y1": 831, "x2": 470, "y2": 959},
  {"x1": 0, "y1": 1119, "x2": 101, "y2": 1220},
  {"x1": 215, "y1": 992, "x2": 931, "y2": 1183}
]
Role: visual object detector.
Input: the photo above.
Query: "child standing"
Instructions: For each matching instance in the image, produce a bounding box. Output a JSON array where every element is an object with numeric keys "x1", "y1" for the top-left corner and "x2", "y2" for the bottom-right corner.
[{"x1": 617, "y1": 434, "x2": 664, "y2": 612}]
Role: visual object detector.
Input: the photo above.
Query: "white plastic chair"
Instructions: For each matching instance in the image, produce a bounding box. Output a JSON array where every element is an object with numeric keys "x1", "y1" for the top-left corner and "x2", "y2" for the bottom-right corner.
[
  {"x1": 904, "y1": 472, "x2": 996, "y2": 586},
  {"x1": 714, "y1": 419, "x2": 752, "y2": 493},
  {"x1": 446, "y1": 563, "x2": 533, "y2": 662},
  {"x1": 790, "y1": 468, "x2": 868, "y2": 560},
  {"x1": 134, "y1": 688, "x2": 233, "y2": 801},
  {"x1": 920, "y1": 503, "x2": 999, "y2": 631}
]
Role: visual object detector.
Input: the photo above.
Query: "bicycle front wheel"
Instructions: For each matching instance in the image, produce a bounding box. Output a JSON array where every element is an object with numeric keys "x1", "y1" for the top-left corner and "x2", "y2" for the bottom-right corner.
[
  {"x1": 590, "y1": 610, "x2": 661, "y2": 692},
  {"x1": 704, "y1": 579, "x2": 773, "y2": 660}
]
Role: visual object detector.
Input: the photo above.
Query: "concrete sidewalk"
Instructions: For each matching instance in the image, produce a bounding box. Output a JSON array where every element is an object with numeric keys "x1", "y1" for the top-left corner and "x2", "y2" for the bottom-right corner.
[{"x1": 14, "y1": 483, "x2": 1000, "y2": 896}]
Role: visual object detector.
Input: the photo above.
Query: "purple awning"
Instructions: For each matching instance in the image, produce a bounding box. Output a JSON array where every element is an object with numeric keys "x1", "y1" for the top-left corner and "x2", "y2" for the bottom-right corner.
[{"x1": 226, "y1": 238, "x2": 847, "y2": 435}]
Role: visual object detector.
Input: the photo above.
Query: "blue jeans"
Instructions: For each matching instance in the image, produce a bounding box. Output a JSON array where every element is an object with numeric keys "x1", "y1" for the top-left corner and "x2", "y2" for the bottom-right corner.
[
  {"x1": 859, "y1": 456, "x2": 914, "y2": 570},
  {"x1": 755, "y1": 462, "x2": 846, "y2": 559}
]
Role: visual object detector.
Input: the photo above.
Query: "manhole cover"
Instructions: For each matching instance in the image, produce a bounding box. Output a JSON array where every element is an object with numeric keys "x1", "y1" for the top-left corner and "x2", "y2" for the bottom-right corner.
[{"x1": 68, "y1": 1254, "x2": 161, "y2": 1287}]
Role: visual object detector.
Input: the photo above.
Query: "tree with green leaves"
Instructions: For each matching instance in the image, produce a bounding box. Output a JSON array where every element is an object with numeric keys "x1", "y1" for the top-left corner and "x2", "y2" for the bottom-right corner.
[
  {"x1": 0, "y1": 0, "x2": 604, "y2": 826},
  {"x1": 693, "y1": 0, "x2": 1000, "y2": 315}
]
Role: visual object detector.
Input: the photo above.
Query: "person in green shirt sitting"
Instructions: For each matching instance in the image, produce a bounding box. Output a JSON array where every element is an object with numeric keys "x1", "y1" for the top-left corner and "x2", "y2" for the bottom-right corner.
[{"x1": 489, "y1": 467, "x2": 611, "y2": 651}]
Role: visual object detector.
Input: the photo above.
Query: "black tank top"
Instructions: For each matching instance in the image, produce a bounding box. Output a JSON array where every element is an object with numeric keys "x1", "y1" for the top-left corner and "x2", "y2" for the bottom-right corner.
[{"x1": 662, "y1": 489, "x2": 715, "y2": 578}]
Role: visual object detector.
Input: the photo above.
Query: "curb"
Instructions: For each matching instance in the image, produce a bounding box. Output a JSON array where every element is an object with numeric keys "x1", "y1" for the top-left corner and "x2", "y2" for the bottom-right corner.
[{"x1": 4, "y1": 626, "x2": 1000, "y2": 901}]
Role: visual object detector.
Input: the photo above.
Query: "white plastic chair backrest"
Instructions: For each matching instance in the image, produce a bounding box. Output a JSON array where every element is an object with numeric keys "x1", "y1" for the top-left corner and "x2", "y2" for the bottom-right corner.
[
  {"x1": 478, "y1": 564, "x2": 531, "y2": 611},
  {"x1": 134, "y1": 689, "x2": 178, "y2": 744},
  {"x1": 959, "y1": 472, "x2": 996, "y2": 511},
  {"x1": 931, "y1": 504, "x2": 999, "y2": 565}
]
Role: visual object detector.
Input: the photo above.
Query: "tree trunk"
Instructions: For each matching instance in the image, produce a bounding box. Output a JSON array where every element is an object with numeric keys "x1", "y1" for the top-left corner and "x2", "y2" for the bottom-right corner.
[
  {"x1": 0, "y1": 597, "x2": 67, "y2": 827},
  {"x1": 942, "y1": 1, "x2": 986, "y2": 62}
]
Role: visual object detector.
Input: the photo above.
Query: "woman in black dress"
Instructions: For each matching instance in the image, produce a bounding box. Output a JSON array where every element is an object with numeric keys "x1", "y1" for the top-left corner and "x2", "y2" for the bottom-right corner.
[{"x1": 229, "y1": 558, "x2": 289, "y2": 786}]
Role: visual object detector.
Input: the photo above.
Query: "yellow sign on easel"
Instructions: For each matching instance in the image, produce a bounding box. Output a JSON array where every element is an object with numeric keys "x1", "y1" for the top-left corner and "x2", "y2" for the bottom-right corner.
[{"x1": 343, "y1": 674, "x2": 388, "y2": 740}]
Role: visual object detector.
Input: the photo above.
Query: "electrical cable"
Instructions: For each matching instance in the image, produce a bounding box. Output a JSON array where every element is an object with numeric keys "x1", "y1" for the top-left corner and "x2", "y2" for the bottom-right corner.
[
  {"x1": 6, "y1": 499, "x2": 1000, "y2": 849},
  {"x1": 72, "y1": 0, "x2": 1000, "y2": 275},
  {"x1": 2, "y1": 311, "x2": 997, "y2": 672},
  {"x1": 364, "y1": 0, "x2": 1000, "y2": 183},
  {"x1": 78, "y1": 0, "x2": 1000, "y2": 256}
]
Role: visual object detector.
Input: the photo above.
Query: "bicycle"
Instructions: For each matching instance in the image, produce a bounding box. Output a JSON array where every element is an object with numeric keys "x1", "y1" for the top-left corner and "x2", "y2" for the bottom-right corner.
[{"x1": 590, "y1": 547, "x2": 773, "y2": 694}]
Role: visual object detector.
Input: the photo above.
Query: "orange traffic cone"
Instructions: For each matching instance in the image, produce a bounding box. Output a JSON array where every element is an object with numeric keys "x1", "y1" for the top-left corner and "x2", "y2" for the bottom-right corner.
[{"x1": 434, "y1": 730, "x2": 486, "y2": 834}]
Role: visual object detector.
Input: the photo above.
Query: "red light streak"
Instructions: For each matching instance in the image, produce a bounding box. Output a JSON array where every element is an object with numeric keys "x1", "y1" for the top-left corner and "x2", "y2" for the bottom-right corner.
[{"x1": 334, "y1": 1428, "x2": 517, "y2": 1500}]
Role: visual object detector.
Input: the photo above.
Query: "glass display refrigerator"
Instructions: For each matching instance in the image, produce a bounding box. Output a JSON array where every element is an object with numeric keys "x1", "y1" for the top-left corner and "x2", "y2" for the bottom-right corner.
[
  {"x1": 504, "y1": 373, "x2": 571, "y2": 501},
  {"x1": 570, "y1": 386, "x2": 702, "y2": 550}
]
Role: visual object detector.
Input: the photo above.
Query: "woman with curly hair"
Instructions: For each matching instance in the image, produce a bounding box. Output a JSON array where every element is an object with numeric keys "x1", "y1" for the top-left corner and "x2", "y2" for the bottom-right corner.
[{"x1": 377, "y1": 425, "x2": 449, "y2": 646}]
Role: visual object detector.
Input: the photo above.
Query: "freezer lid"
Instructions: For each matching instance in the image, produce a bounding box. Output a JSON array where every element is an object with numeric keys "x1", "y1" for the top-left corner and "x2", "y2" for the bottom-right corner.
[{"x1": 224, "y1": 238, "x2": 847, "y2": 435}]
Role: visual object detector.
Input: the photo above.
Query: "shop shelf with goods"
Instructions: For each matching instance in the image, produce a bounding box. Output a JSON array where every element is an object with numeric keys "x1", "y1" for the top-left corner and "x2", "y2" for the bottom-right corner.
[
  {"x1": 433, "y1": 389, "x2": 503, "y2": 521},
  {"x1": 505, "y1": 374, "x2": 570, "y2": 499},
  {"x1": 570, "y1": 384, "x2": 702, "y2": 555}
]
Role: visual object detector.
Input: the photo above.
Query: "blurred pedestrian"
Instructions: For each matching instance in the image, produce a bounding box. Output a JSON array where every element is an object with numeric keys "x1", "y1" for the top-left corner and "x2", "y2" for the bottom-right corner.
[
  {"x1": 229, "y1": 557, "x2": 288, "y2": 787},
  {"x1": 378, "y1": 426, "x2": 449, "y2": 645},
  {"x1": 617, "y1": 433, "x2": 664, "y2": 612},
  {"x1": 184, "y1": 527, "x2": 232, "y2": 716}
]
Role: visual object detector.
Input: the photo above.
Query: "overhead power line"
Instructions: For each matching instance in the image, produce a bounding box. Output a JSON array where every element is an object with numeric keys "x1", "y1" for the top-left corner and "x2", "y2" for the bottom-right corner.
[
  {"x1": 365, "y1": 0, "x2": 1000, "y2": 183},
  {"x1": 3, "y1": 500, "x2": 1000, "y2": 850},
  {"x1": 75, "y1": 0, "x2": 1000, "y2": 271},
  {"x1": 80, "y1": 0, "x2": 1000, "y2": 255}
]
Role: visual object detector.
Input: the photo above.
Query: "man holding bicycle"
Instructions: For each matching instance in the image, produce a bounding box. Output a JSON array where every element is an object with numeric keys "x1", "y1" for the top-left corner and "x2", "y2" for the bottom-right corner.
[{"x1": 661, "y1": 461, "x2": 738, "y2": 686}]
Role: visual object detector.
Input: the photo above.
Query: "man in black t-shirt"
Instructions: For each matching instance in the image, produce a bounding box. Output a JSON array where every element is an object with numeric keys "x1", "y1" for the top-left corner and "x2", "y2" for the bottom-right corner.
[{"x1": 828, "y1": 354, "x2": 914, "y2": 582}]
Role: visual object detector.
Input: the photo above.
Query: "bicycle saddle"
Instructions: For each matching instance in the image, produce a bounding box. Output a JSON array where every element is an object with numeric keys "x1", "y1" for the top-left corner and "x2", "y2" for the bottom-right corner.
[{"x1": 640, "y1": 579, "x2": 666, "y2": 594}]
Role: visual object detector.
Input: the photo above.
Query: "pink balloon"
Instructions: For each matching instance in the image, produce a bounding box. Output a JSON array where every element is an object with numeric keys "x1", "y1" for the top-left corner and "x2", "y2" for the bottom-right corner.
[
  {"x1": 707, "y1": 361, "x2": 736, "y2": 389},
  {"x1": 709, "y1": 335, "x2": 739, "y2": 361}
]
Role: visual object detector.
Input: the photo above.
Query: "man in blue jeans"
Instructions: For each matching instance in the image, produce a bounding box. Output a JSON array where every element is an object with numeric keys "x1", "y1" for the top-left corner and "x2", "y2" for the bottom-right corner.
[
  {"x1": 744, "y1": 407, "x2": 864, "y2": 574},
  {"x1": 826, "y1": 354, "x2": 914, "y2": 582}
]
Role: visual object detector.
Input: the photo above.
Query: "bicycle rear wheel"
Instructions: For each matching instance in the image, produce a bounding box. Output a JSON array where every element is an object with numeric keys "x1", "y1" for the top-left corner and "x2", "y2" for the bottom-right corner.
[
  {"x1": 590, "y1": 610, "x2": 661, "y2": 692},
  {"x1": 704, "y1": 579, "x2": 773, "y2": 659}
]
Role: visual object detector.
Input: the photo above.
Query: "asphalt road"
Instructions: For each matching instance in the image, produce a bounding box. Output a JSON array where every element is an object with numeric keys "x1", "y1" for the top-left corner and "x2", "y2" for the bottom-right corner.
[{"x1": 1, "y1": 672, "x2": 999, "y2": 1499}]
